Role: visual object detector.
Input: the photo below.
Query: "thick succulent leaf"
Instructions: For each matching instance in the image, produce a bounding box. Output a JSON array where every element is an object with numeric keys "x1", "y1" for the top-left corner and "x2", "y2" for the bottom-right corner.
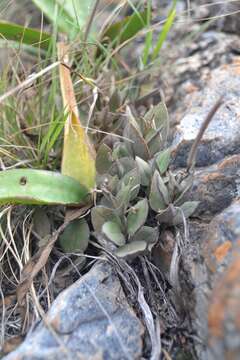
[
  {"x1": 149, "y1": 170, "x2": 169, "y2": 212},
  {"x1": 123, "y1": 122, "x2": 150, "y2": 161},
  {"x1": 109, "y1": 89, "x2": 122, "y2": 112},
  {"x1": 157, "y1": 201, "x2": 199, "y2": 225},
  {"x1": 145, "y1": 102, "x2": 169, "y2": 144},
  {"x1": 96, "y1": 143, "x2": 112, "y2": 174},
  {"x1": 116, "y1": 168, "x2": 140, "y2": 205},
  {"x1": 0, "y1": 21, "x2": 52, "y2": 50},
  {"x1": 115, "y1": 157, "x2": 136, "y2": 178},
  {"x1": 112, "y1": 142, "x2": 129, "y2": 160},
  {"x1": 91, "y1": 206, "x2": 120, "y2": 232},
  {"x1": 132, "y1": 226, "x2": 159, "y2": 244},
  {"x1": 58, "y1": 44, "x2": 96, "y2": 190},
  {"x1": 156, "y1": 204, "x2": 177, "y2": 224},
  {"x1": 172, "y1": 201, "x2": 199, "y2": 225},
  {"x1": 59, "y1": 219, "x2": 89, "y2": 253},
  {"x1": 147, "y1": 130, "x2": 162, "y2": 157},
  {"x1": 33, "y1": 208, "x2": 51, "y2": 245},
  {"x1": 115, "y1": 184, "x2": 133, "y2": 211},
  {"x1": 135, "y1": 156, "x2": 151, "y2": 186},
  {"x1": 168, "y1": 171, "x2": 182, "y2": 200},
  {"x1": 0, "y1": 169, "x2": 89, "y2": 206},
  {"x1": 115, "y1": 240, "x2": 147, "y2": 258},
  {"x1": 102, "y1": 221, "x2": 126, "y2": 246},
  {"x1": 96, "y1": 174, "x2": 118, "y2": 195},
  {"x1": 102, "y1": 9, "x2": 148, "y2": 47},
  {"x1": 156, "y1": 148, "x2": 171, "y2": 175},
  {"x1": 127, "y1": 199, "x2": 149, "y2": 236}
]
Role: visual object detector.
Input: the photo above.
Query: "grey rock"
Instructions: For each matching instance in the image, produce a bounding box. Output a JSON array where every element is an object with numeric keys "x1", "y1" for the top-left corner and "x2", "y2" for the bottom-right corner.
[
  {"x1": 4, "y1": 262, "x2": 143, "y2": 360},
  {"x1": 180, "y1": 201, "x2": 240, "y2": 360},
  {"x1": 171, "y1": 65, "x2": 240, "y2": 168},
  {"x1": 183, "y1": 154, "x2": 240, "y2": 218}
]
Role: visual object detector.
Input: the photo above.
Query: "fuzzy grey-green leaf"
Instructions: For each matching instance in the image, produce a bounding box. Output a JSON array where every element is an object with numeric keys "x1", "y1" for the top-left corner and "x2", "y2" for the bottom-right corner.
[
  {"x1": 59, "y1": 219, "x2": 89, "y2": 253},
  {"x1": 149, "y1": 171, "x2": 169, "y2": 212},
  {"x1": 136, "y1": 156, "x2": 151, "y2": 186},
  {"x1": 102, "y1": 221, "x2": 126, "y2": 246},
  {"x1": 127, "y1": 199, "x2": 149, "y2": 236},
  {"x1": 91, "y1": 206, "x2": 120, "y2": 232},
  {"x1": 132, "y1": 226, "x2": 159, "y2": 244},
  {"x1": 123, "y1": 122, "x2": 150, "y2": 161},
  {"x1": 115, "y1": 240, "x2": 147, "y2": 258},
  {"x1": 96, "y1": 143, "x2": 113, "y2": 174},
  {"x1": 156, "y1": 148, "x2": 171, "y2": 175},
  {"x1": 172, "y1": 201, "x2": 199, "y2": 225}
]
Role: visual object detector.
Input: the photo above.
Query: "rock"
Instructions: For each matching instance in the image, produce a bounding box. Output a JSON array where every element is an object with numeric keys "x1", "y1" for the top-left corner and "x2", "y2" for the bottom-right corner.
[
  {"x1": 4, "y1": 262, "x2": 143, "y2": 360},
  {"x1": 205, "y1": 200, "x2": 240, "y2": 360},
  {"x1": 171, "y1": 63, "x2": 240, "y2": 168},
  {"x1": 184, "y1": 154, "x2": 240, "y2": 218},
  {"x1": 197, "y1": 0, "x2": 240, "y2": 35},
  {"x1": 207, "y1": 253, "x2": 240, "y2": 360},
  {"x1": 180, "y1": 201, "x2": 240, "y2": 359}
]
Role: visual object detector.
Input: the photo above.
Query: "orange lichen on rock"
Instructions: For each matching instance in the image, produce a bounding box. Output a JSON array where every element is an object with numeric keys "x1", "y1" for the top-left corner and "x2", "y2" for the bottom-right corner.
[
  {"x1": 214, "y1": 241, "x2": 232, "y2": 263},
  {"x1": 208, "y1": 254, "x2": 240, "y2": 339}
]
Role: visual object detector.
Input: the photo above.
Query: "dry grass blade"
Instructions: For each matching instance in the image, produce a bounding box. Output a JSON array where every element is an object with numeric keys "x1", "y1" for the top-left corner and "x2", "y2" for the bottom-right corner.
[
  {"x1": 58, "y1": 43, "x2": 96, "y2": 191},
  {"x1": 16, "y1": 206, "x2": 90, "y2": 307}
]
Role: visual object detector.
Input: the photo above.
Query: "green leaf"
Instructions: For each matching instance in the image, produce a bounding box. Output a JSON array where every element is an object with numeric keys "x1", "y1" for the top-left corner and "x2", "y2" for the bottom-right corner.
[
  {"x1": 102, "y1": 221, "x2": 125, "y2": 246},
  {"x1": 145, "y1": 102, "x2": 169, "y2": 139},
  {"x1": 115, "y1": 157, "x2": 136, "y2": 178},
  {"x1": 135, "y1": 156, "x2": 151, "y2": 186},
  {"x1": 96, "y1": 143, "x2": 112, "y2": 174},
  {"x1": 172, "y1": 201, "x2": 199, "y2": 225},
  {"x1": 116, "y1": 168, "x2": 140, "y2": 205},
  {"x1": 115, "y1": 240, "x2": 147, "y2": 258},
  {"x1": 149, "y1": 170, "x2": 169, "y2": 212},
  {"x1": 33, "y1": 208, "x2": 51, "y2": 239},
  {"x1": 91, "y1": 206, "x2": 120, "y2": 232},
  {"x1": 0, "y1": 21, "x2": 52, "y2": 50},
  {"x1": 109, "y1": 89, "x2": 122, "y2": 112},
  {"x1": 156, "y1": 148, "x2": 171, "y2": 175},
  {"x1": 32, "y1": 0, "x2": 95, "y2": 38},
  {"x1": 102, "y1": 9, "x2": 148, "y2": 47},
  {"x1": 0, "y1": 169, "x2": 89, "y2": 206},
  {"x1": 132, "y1": 226, "x2": 159, "y2": 244},
  {"x1": 152, "y1": 1, "x2": 176, "y2": 61},
  {"x1": 147, "y1": 130, "x2": 162, "y2": 157},
  {"x1": 59, "y1": 219, "x2": 89, "y2": 253},
  {"x1": 156, "y1": 201, "x2": 199, "y2": 225},
  {"x1": 127, "y1": 199, "x2": 149, "y2": 236},
  {"x1": 156, "y1": 204, "x2": 177, "y2": 224},
  {"x1": 123, "y1": 122, "x2": 150, "y2": 160},
  {"x1": 112, "y1": 142, "x2": 129, "y2": 160}
]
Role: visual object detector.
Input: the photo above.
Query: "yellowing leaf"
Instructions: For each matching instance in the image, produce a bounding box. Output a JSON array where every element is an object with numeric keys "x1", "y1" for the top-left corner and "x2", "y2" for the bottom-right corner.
[{"x1": 58, "y1": 43, "x2": 96, "y2": 190}]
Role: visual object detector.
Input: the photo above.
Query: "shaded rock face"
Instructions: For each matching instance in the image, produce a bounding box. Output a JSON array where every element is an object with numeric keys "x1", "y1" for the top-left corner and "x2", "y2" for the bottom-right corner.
[
  {"x1": 180, "y1": 201, "x2": 240, "y2": 360},
  {"x1": 4, "y1": 262, "x2": 143, "y2": 360},
  {"x1": 185, "y1": 155, "x2": 240, "y2": 218},
  {"x1": 171, "y1": 63, "x2": 240, "y2": 168}
]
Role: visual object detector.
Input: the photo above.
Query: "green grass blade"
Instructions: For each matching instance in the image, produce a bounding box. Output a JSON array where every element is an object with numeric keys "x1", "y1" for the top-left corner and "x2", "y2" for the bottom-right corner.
[
  {"x1": 142, "y1": 0, "x2": 152, "y2": 66},
  {"x1": 0, "y1": 21, "x2": 52, "y2": 50},
  {"x1": 151, "y1": 1, "x2": 177, "y2": 61},
  {"x1": 102, "y1": 9, "x2": 148, "y2": 47}
]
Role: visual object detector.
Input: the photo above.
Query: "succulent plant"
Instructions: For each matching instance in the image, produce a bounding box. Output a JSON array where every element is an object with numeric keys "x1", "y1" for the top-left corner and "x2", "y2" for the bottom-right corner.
[{"x1": 91, "y1": 101, "x2": 198, "y2": 258}]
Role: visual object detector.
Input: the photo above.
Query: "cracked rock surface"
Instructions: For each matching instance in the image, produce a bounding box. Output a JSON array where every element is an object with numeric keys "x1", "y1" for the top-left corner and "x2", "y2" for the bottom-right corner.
[{"x1": 4, "y1": 262, "x2": 143, "y2": 360}]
